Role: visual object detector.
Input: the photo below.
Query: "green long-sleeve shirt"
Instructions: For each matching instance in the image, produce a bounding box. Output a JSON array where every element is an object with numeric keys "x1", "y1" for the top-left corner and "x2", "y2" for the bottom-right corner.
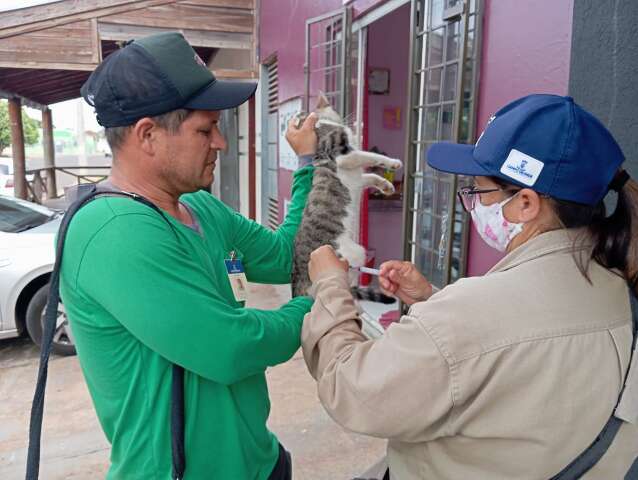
[{"x1": 60, "y1": 166, "x2": 313, "y2": 479}]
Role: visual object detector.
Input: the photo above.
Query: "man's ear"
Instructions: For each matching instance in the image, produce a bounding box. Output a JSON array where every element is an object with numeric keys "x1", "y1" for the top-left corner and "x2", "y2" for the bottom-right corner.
[
  {"x1": 132, "y1": 117, "x2": 158, "y2": 155},
  {"x1": 514, "y1": 188, "x2": 542, "y2": 223}
]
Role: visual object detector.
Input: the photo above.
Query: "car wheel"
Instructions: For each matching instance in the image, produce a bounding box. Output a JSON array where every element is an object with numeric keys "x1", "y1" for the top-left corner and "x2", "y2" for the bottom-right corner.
[{"x1": 26, "y1": 284, "x2": 76, "y2": 356}]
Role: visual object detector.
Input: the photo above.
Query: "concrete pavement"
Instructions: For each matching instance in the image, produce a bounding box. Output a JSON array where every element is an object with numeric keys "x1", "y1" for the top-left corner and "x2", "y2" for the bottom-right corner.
[{"x1": 0, "y1": 283, "x2": 385, "y2": 479}]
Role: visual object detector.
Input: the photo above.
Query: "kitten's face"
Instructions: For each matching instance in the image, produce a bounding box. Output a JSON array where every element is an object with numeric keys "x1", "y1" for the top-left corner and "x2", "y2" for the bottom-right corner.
[{"x1": 313, "y1": 95, "x2": 356, "y2": 150}]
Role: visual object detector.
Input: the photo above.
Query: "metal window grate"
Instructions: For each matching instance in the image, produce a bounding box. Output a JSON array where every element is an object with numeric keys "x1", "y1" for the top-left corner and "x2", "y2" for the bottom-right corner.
[
  {"x1": 402, "y1": 0, "x2": 482, "y2": 289},
  {"x1": 305, "y1": 7, "x2": 352, "y2": 117}
]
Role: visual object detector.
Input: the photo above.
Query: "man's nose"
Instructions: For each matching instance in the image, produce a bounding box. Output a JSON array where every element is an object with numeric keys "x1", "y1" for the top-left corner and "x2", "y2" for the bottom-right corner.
[{"x1": 211, "y1": 128, "x2": 228, "y2": 151}]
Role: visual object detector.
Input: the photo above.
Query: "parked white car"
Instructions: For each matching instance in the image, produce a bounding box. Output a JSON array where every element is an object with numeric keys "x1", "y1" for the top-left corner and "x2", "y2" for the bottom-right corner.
[{"x1": 0, "y1": 195, "x2": 75, "y2": 355}]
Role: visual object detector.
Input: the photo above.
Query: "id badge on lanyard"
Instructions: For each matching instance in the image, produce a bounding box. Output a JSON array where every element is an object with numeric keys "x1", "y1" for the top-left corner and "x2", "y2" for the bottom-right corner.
[{"x1": 225, "y1": 251, "x2": 248, "y2": 302}]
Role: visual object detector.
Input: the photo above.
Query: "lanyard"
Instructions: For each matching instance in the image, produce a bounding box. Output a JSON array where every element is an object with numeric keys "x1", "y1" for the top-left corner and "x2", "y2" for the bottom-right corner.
[
  {"x1": 550, "y1": 290, "x2": 638, "y2": 479},
  {"x1": 25, "y1": 184, "x2": 186, "y2": 480}
]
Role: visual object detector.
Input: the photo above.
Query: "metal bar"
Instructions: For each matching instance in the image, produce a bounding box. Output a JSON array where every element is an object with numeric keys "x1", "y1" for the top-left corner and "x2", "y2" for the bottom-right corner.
[
  {"x1": 457, "y1": 3, "x2": 484, "y2": 278},
  {"x1": 340, "y1": 6, "x2": 352, "y2": 118},
  {"x1": 304, "y1": 20, "x2": 310, "y2": 112},
  {"x1": 444, "y1": 1, "x2": 470, "y2": 285},
  {"x1": 415, "y1": 58, "x2": 464, "y2": 72},
  {"x1": 311, "y1": 64, "x2": 341, "y2": 74},
  {"x1": 351, "y1": 0, "x2": 410, "y2": 32},
  {"x1": 412, "y1": 99, "x2": 459, "y2": 109},
  {"x1": 467, "y1": 9, "x2": 483, "y2": 144},
  {"x1": 306, "y1": 9, "x2": 347, "y2": 25},
  {"x1": 310, "y1": 38, "x2": 341, "y2": 50},
  {"x1": 401, "y1": 0, "x2": 420, "y2": 265},
  {"x1": 355, "y1": 27, "x2": 367, "y2": 148}
]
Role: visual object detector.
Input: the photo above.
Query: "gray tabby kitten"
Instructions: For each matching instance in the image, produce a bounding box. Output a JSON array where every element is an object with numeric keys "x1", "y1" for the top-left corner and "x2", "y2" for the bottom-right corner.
[{"x1": 292, "y1": 95, "x2": 403, "y2": 297}]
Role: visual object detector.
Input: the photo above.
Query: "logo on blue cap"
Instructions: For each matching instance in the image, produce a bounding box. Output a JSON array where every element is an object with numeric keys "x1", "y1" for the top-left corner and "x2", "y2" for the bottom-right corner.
[{"x1": 500, "y1": 149, "x2": 544, "y2": 186}]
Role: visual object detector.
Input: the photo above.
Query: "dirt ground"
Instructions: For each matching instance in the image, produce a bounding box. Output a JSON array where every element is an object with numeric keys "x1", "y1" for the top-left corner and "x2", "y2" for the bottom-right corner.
[{"x1": 0, "y1": 283, "x2": 385, "y2": 479}]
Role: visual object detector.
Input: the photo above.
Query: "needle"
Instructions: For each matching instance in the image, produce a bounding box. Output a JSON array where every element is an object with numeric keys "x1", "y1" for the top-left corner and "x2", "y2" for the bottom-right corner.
[{"x1": 350, "y1": 266, "x2": 381, "y2": 276}]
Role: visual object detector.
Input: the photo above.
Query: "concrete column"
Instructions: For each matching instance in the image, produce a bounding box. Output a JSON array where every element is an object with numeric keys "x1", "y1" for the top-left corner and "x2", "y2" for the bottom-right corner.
[
  {"x1": 42, "y1": 108, "x2": 57, "y2": 198},
  {"x1": 8, "y1": 98, "x2": 27, "y2": 200}
]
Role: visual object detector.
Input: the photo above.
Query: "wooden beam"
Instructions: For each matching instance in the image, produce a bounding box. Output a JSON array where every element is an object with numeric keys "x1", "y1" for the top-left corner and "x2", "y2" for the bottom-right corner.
[
  {"x1": 1, "y1": 0, "x2": 155, "y2": 30},
  {"x1": 1, "y1": 69, "x2": 69, "y2": 83},
  {"x1": 0, "y1": 0, "x2": 178, "y2": 40},
  {"x1": 0, "y1": 89, "x2": 48, "y2": 110},
  {"x1": 179, "y1": 0, "x2": 254, "y2": 9},
  {"x1": 8, "y1": 98, "x2": 27, "y2": 200},
  {"x1": 42, "y1": 108, "x2": 57, "y2": 198},
  {"x1": 40, "y1": 85, "x2": 85, "y2": 104},
  {"x1": 101, "y1": 4, "x2": 254, "y2": 34},
  {"x1": 0, "y1": 20, "x2": 97, "y2": 66},
  {"x1": 0, "y1": 61, "x2": 97, "y2": 71},
  {"x1": 91, "y1": 18, "x2": 102, "y2": 63},
  {"x1": 4, "y1": 72, "x2": 89, "y2": 92},
  {"x1": 214, "y1": 69, "x2": 258, "y2": 79},
  {"x1": 98, "y1": 23, "x2": 253, "y2": 49}
]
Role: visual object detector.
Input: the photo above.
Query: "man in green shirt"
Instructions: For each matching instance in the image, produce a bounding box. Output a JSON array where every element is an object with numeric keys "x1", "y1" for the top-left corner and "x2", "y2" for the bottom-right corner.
[{"x1": 60, "y1": 32, "x2": 317, "y2": 479}]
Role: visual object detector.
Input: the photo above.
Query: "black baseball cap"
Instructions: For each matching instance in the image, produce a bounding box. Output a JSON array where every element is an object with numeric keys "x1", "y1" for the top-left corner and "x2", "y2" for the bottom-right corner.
[{"x1": 81, "y1": 32, "x2": 257, "y2": 127}]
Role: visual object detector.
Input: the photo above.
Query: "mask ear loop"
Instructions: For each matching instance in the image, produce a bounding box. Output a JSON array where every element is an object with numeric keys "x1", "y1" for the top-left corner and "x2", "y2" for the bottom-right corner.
[{"x1": 498, "y1": 191, "x2": 525, "y2": 246}]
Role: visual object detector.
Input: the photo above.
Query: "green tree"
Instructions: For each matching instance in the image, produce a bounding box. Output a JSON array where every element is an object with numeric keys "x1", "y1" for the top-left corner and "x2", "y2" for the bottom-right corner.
[{"x1": 0, "y1": 100, "x2": 41, "y2": 156}]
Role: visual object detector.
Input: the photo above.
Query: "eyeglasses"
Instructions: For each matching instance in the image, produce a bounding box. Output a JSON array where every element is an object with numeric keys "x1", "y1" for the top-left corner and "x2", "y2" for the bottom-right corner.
[{"x1": 456, "y1": 186, "x2": 519, "y2": 213}]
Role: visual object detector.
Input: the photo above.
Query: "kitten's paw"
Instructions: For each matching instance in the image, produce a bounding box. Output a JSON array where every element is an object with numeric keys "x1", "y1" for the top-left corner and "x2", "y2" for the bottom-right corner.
[
  {"x1": 389, "y1": 159, "x2": 403, "y2": 170},
  {"x1": 380, "y1": 180, "x2": 395, "y2": 196},
  {"x1": 338, "y1": 242, "x2": 367, "y2": 268}
]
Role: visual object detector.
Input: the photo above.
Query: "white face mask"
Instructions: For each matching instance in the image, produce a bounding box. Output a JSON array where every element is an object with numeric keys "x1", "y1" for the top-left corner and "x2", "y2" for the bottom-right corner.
[{"x1": 470, "y1": 194, "x2": 524, "y2": 252}]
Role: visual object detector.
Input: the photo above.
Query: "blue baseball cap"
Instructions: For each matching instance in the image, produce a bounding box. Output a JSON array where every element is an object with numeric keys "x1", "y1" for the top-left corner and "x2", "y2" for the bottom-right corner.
[{"x1": 427, "y1": 94, "x2": 625, "y2": 205}]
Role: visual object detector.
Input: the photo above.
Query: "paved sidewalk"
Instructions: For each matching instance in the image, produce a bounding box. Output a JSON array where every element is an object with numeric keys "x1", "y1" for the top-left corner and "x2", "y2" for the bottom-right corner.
[{"x1": 0, "y1": 283, "x2": 385, "y2": 479}]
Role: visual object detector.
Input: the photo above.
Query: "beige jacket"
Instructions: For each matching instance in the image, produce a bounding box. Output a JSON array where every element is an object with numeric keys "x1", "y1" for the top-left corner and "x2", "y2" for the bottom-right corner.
[{"x1": 301, "y1": 230, "x2": 638, "y2": 479}]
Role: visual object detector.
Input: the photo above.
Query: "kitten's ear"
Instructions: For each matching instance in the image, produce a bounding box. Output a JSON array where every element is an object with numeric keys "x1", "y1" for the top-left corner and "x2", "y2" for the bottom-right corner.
[{"x1": 316, "y1": 92, "x2": 331, "y2": 110}]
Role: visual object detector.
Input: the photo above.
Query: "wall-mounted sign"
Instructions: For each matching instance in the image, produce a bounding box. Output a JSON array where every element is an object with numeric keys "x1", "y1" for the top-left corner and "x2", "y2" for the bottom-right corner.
[
  {"x1": 278, "y1": 97, "x2": 303, "y2": 171},
  {"x1": 368, "y1": 67, "x2": 390, "y2": 94},
  {"x1": 383, "y1": 106, "x2": 402, "y2": 130}
]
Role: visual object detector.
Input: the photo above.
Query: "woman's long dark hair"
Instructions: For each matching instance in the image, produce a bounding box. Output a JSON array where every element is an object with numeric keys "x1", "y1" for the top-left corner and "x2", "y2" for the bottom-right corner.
[{"x1": 491, "y1": 171, "x2": 638, "y2": 295}]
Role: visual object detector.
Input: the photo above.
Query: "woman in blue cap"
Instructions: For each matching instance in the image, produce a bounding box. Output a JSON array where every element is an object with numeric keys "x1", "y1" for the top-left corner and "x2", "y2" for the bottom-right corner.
[{"x1": 301, "y1": 94, "x2": 638, "y2": 480}]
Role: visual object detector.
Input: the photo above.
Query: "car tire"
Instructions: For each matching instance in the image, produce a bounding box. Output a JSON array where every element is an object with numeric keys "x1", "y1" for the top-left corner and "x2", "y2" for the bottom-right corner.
[{"x1": 26, "y1": 284, "x2": 76, "y2": 356}]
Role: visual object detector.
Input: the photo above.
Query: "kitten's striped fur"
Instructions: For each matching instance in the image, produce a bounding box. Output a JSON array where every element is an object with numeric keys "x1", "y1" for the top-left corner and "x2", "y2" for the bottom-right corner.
[{"x1": 292, "y1": 98, "x2": 402, "y2": 296}]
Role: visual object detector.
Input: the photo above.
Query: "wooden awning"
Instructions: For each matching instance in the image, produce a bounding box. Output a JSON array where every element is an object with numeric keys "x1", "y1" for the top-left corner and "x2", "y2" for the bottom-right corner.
[{"x1": 0, "y1": 0, "x2": 257, "y2": 107}]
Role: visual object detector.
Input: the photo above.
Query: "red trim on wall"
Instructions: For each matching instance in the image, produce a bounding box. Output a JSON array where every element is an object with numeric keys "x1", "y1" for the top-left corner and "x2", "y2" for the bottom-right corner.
[
  {"x1": 248, "y1": 95, "x2": 256, "y2": 220},
  {"x1": 359, "y1": 46, "x2": 371, "y2": 285},
  {"x1": 360, "y1": 51, "x2": 370, "y2": 250}
]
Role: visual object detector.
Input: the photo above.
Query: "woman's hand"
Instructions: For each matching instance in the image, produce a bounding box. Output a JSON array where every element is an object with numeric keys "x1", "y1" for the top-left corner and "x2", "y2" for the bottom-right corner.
[
  {"x1": 379, "y1": 260, "x2": 433, "y2": 306},
  {"x1": 308, "y1": 245, "x2": 349, "y2": 282},
  {"x1": 286, "y1": 112, "x2": 318, "y2": 156}
]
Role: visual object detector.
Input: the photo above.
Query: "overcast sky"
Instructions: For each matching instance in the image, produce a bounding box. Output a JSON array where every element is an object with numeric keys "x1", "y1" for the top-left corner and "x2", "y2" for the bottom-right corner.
[
  {"x1": 24, "y1": 100, "x2": 102, "y2": 133},
  {"x1": 0, "y1": 0, "x2": 60, "y2": 12}
]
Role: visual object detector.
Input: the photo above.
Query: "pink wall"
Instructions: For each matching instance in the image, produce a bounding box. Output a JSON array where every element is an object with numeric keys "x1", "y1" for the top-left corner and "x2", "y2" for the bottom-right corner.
[
  {"x1": 467, "y1": 0, "x2": 574, "y2": 276},
  {"x1": 366, "y1": 3, "x2": 410, "y2": 265},
  {"x1": 367, "y1": 3, "x2": 410, "y2": 166},
  {"x1": 259, "y1": 0, "x2": 389, "y2": 221}
]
